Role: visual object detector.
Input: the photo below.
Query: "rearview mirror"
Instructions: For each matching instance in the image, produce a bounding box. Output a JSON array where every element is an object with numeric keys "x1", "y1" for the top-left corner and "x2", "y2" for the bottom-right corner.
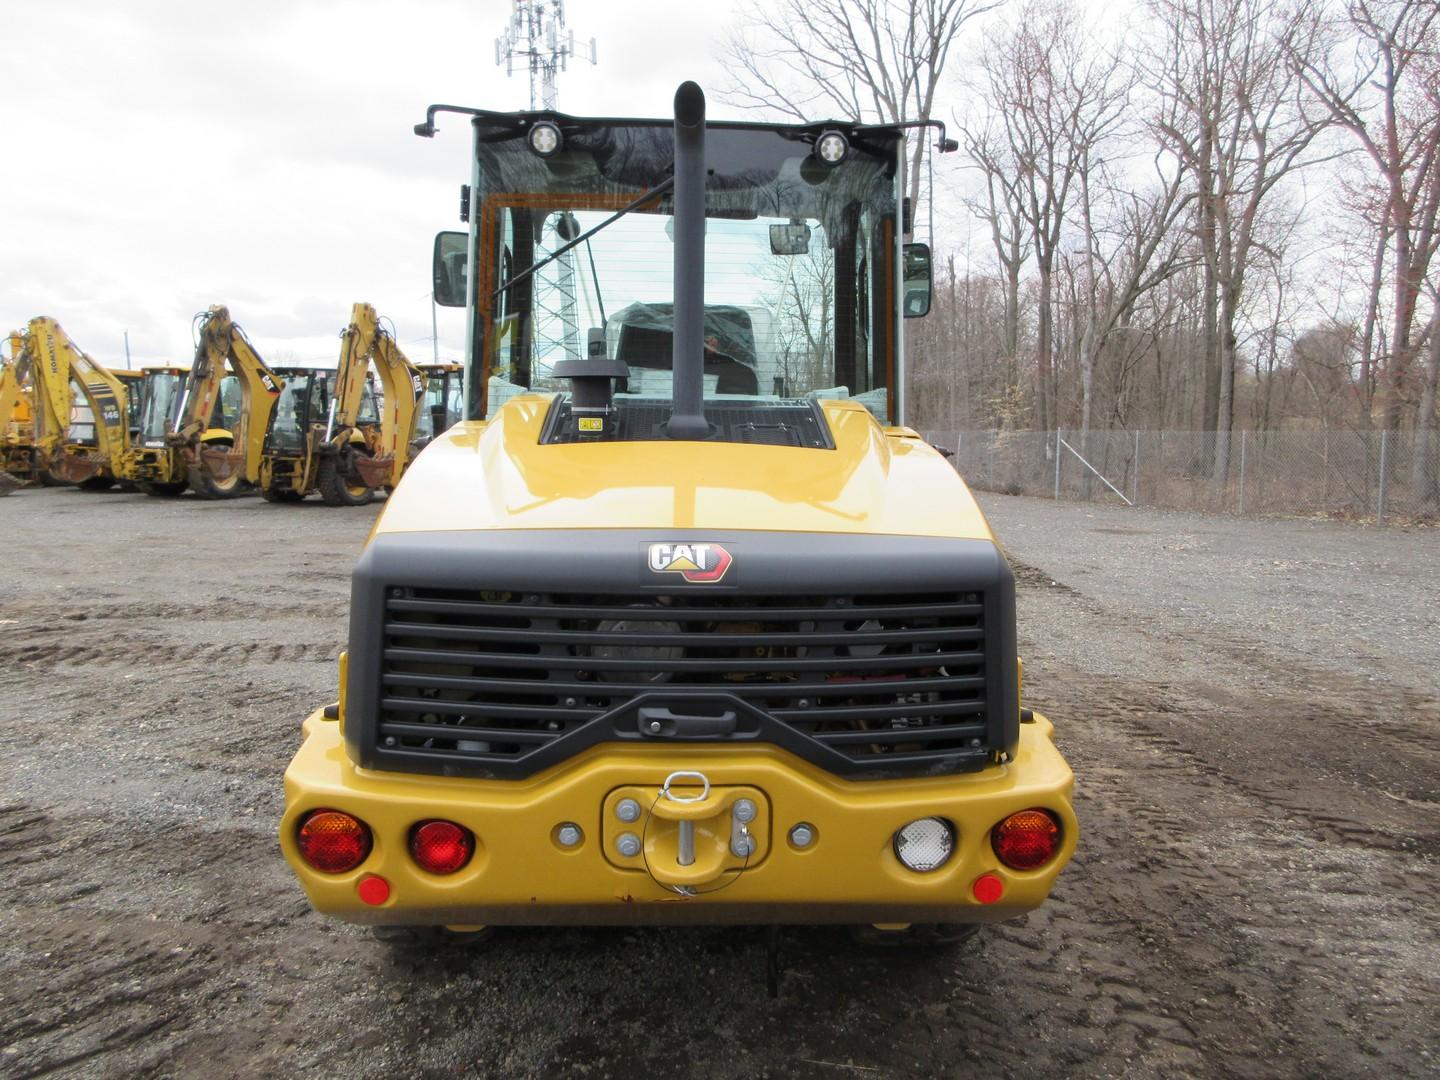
[
  {"x1": 432, "y1": 231, "x2": 468, "y2": 308},
  {"x1": 902, "y1": 242, "x2": 932, "y2": 318},
  {"x1": 769, "y1": 222, "x2": 812, "y2": 256}
]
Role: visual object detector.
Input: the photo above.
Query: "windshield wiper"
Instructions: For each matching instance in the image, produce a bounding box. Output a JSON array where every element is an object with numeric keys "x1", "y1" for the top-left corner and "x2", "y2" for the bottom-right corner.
[{"x1": 492, "y1": 175, "x2": 676, "y2": 299}]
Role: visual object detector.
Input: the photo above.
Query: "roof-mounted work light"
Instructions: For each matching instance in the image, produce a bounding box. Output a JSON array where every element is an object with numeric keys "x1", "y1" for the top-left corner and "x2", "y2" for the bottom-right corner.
[
  {"x1": 815, "y1": 130, "x2": 849, "y2": 165},
  {"x1": 529, "y1": 120, "x2": 563, "y2": 158}
]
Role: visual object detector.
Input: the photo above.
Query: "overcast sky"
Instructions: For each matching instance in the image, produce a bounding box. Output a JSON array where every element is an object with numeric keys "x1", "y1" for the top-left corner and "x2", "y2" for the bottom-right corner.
[{"x1": 0, "y1": 0, "x2": 755, "y2": 370}]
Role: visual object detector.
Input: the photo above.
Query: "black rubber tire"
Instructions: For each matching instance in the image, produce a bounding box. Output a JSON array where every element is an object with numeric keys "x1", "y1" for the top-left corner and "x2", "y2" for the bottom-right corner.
[
  {"x1": 77, "y1": 476, "x2": 116, "y2": 492},
  {"x1": 848, "y1": 923, "x2": 983, "y2": 948},
  {"x1": 317, "y1": 451, "x2": 375, "y2": 507},
  {"x1": 117, "y1": 480, "x2": 139, "y2": 493},
  {"x1": 137, "y1": 481, "x2": 188, "y2": 497},
  {"x1": 370, "y1": 925, "x2": 496, "y2": 951},
  {"x1": 260, "y1": 487, "x2": 305, "y2": 503}
]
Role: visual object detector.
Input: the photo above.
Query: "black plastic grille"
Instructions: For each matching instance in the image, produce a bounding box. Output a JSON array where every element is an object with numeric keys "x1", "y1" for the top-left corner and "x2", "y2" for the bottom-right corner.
[
  {"x1": 375, "y1": 588, "x2": 991, "y2": 774},
  {"x1": 540, "y1": 398, "x2": 834, "y2": 448}
]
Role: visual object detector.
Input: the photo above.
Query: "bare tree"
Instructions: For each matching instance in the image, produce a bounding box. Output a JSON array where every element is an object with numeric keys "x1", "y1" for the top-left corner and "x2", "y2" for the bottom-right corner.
[
  {"x1": 1066, "y1": 135, "x2": 1196, "y2": 449},
  {"x1": 960, "y1": 123, "x2": 1033, "y2": 382},
  {"x1": 721, "y1": 0, "x2": 1000, "y2": 234},
  {"x1": 1149, "y1": 0, "x2": 1335, "y2": 482},
  {"x1": 1294, "y1": 0, "x2": 1440, "y2": 495},
  {"x1": 977, "y1": 0, "x2": 1132, "y2": 437}
]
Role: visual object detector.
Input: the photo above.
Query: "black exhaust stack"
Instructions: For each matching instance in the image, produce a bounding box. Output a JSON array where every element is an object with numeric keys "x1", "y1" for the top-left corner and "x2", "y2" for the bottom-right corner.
[{"x1": 666, "y1": 81, "x2": 710, "y2": 440}]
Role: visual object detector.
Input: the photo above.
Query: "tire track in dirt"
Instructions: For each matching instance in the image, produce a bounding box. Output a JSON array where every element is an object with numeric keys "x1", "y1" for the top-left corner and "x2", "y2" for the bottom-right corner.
[{"x1": 0, "y1": 639, "x2": 341, "y2": 670}]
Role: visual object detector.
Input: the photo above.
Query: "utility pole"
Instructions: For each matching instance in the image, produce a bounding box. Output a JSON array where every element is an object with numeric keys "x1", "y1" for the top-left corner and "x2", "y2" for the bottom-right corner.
[
  {"x1": 431, "y1": 294, "x2": 440, "y2": 364},
  {"x1": 496, "y1": 2, "x2": 598, "y2": 362},
  {"x1": 123, "y1": 330, "x2": 132, "y2": 369}
]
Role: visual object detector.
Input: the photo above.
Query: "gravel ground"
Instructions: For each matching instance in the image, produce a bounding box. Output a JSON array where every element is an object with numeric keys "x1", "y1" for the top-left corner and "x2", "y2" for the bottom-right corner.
[{"x1": 0, "y1": 486, "x2": 1437, "y2": 1078}]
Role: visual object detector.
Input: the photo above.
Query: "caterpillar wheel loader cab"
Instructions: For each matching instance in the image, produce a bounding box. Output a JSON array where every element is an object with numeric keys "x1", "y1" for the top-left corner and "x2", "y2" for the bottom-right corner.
[
  {"x1": 280, "y1": 84, "x2": 1075, "y2": 945},
  {"x1": 16, "y1": 317, "x2": 131, "y2": 490},
  {"x1": 410, "y1": 362, "x2": 463, "y2": 453},
  {"x1": 258, "y1": 305, "x2": 428, "y2": 506}
]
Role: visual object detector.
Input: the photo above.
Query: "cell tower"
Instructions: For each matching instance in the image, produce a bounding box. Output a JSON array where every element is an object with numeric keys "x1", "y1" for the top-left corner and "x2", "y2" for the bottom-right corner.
[
  {"x1": 495, "y1": 1, "x2": 597, "y2": 111},
  {"x1": 496, "y1": 2, "x2": 598, "y2": 364}
]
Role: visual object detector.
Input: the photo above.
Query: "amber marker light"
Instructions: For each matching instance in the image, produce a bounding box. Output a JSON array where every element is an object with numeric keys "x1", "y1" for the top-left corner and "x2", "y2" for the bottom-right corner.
[
  {"x1": 410, "y1": 820, "x2": 474, "y2": 875},
  {"x1": 296, "y1": 809, "x2": 372, "y2": 873},
  {"x1": 992, "y1": 809, "x2": 1062, "y2": 870}
]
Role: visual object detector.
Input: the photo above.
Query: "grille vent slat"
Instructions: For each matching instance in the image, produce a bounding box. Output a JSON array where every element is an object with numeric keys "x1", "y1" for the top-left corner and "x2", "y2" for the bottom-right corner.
[{"x1": 374, "y1": 588, "x2": 992, "y2": 773}]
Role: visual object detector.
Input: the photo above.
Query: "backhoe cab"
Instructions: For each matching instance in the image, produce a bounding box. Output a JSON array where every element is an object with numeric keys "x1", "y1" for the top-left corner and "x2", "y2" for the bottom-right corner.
[
  {"x1": 411, "y1": 362, "x2": 463, "y2": 453},
  {"x1": 258, "y1": 303, "x2": 428, "y2": 505},
  {"x1": 281, "y1": 85, "x2": 1075, "y2": 941}
]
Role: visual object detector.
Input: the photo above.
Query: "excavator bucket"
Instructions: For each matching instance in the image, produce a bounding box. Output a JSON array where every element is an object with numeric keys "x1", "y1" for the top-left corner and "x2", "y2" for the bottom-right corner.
[
  {"x1": 199, "y1": 443, "x2": 246, "y2": 481},
  {"x1": 53, "y1": 454, "x2": 105, "y2": 484},
  {"x1": 353, "y1": 452, "x2": 395, "y2": 488}
]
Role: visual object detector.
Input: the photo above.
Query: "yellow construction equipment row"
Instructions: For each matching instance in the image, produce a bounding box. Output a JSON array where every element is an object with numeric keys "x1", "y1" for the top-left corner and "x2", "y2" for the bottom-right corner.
[{"x1": 0, "y1": 305, "x2": 463, "y2": 504}]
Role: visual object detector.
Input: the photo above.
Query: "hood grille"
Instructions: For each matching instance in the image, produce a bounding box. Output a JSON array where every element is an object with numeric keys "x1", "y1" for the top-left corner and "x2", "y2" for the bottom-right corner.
[{"x1": 373, "y1": 588, "x2": 992, "y2": 776}]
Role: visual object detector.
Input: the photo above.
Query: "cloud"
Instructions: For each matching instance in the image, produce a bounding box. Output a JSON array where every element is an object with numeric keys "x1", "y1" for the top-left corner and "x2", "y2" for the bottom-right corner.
[{"x1": 0, "y1": 0, "x2": 751, "y2": 369}]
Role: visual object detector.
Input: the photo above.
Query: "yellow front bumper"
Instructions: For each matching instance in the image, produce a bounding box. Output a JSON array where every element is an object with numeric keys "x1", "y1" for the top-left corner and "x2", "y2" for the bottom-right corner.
[{"x1": 279, "y1": 711, "x2": 1077, "y2": 926}]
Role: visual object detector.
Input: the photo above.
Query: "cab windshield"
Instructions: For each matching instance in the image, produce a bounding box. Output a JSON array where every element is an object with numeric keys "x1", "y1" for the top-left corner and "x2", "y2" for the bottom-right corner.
[
  {"x1": 139, "y1": 372, "x2": 184, "y2": 442},
  {"x1": 471, "y1": 119, "x2": 902, "y2": 424}
]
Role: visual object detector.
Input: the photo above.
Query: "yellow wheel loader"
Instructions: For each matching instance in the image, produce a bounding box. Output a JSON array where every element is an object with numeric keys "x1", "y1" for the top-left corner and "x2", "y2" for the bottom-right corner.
[
  {"x1": 124, "y1": 306, "x2": 285, "y2": 499},
  {"x1": 13, "y1": 317, "x2": 132, "y2": 490},
  {"x1": 258, "y1": 304, "x2": 427, "y2": 506},
  {"x1": 280, "y1": 85, "x2": 1076, "y2": 955}
]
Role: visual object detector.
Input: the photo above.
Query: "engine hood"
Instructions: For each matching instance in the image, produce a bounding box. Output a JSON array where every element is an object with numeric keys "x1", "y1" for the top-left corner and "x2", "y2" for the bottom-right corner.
[{"x1": 373, "y1": 395, "x2": 996, "y2": 542}]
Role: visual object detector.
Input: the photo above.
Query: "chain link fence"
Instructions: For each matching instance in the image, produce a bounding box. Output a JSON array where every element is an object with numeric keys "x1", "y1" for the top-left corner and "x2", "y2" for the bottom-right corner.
[{"x1": 920, "y1": 429, "x2": 1440, "y2": 523}]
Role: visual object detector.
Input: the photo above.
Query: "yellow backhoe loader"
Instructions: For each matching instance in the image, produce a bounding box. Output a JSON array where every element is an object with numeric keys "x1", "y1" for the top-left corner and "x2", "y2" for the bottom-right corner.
[
  {"x1": 1, "y1": 331, "x2": 36, "y2": 484},
  {"x1": 114, "y1": 369, "x2": 143, "y2": 439},
  {"x1": 123, "y1": 306, "x2": 285, "y2": 499},
  {"x1": 15, "y1": 317, "x2": 131, "y2": 490},
  {"x1": 116, "y1": 365, "x2": 195, "y2": 496},
  {"x1": 411, "y1": 362, "x2": 463, "y2": 453},
  {"x1": 258, "y1": 303, "x2": 427, "y2": 506}
]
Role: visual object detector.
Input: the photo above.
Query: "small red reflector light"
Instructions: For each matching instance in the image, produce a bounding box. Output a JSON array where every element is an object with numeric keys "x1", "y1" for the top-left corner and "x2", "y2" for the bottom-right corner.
[
  {"x1": 357, "y1": 875, "x2": 390, "y2": 905},
  {"x1": 410, "y1": 820, "x2": 474, "y2": 875},
  {"x1": 296, "y1": 809, "x2": 372, "y2": 873},
  {"x1": 973, "y1": 873, "x2": 1004, "y2": 904},
  {"x1": 993, "y1": 808, "x2": 1061, "y2": 870}
]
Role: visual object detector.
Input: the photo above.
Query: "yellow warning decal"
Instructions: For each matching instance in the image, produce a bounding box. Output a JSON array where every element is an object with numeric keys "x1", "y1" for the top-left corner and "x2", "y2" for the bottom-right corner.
[{"x1": 578, "y1": 417, "x2": 604, "y2": 432}]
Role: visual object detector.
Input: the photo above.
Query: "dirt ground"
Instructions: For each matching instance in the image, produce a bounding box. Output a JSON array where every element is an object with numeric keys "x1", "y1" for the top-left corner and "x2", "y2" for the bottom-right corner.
[{"x1": 0, "y1": 486, "x2": 1436, "y2": 1079}]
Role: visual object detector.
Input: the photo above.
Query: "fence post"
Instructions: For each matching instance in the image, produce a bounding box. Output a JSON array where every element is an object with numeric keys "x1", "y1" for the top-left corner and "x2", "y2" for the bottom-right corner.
[
  {"x1": 1238, "y1": 430, "x2": 1247, "y2": 514},
  {"x1": 1054, "y1": 430, "x2": 1062, "y2": 500},
  {"x1": 1378, "y1": 429, "x2": 1389, "y2": 524},
  {"x1": 1133, "y1": 430, "x2": 1140, "y2": 505}
]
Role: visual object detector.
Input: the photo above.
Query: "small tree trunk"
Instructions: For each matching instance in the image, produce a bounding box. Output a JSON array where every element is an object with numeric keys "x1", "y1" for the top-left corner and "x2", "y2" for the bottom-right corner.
[
  {"x1": 1036, "y1": 260, "x2": 1055, "y2": 439},
  {"x1": 1213, "y1": 284, "x2": 1240, "y2": 484},
  {"x1": 1413, "y1": 307, "x2": 1440, "y2": 512}
]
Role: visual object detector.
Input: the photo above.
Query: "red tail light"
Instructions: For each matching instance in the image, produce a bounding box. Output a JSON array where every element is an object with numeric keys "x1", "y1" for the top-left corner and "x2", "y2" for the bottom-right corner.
[
  {"x1": 297, "y1": 809, "x2": 372, "y2": 873},
  {"x1": 992, "y1": 809, "x2": 1061, "y2": 870},
  {"x1": 410, "y1": 820, "x2": 474, "y2": 874}
]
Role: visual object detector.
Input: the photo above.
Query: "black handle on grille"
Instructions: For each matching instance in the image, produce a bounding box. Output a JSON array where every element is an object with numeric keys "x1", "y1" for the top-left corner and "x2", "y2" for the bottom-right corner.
[{"x1": 638, "y1": 706, "x2": 737, "y2": 738}]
